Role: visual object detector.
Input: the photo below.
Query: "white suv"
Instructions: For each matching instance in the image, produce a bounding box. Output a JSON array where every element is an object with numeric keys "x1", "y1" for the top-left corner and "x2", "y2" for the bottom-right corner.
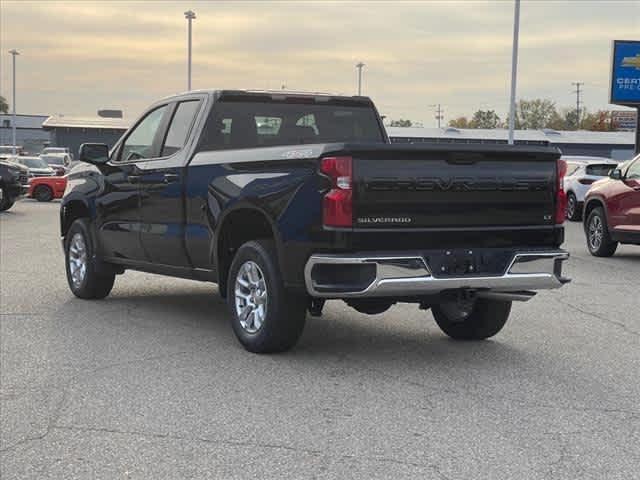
[{"x1": 563, "y1": 156, "x2": 619, "y2": 221}]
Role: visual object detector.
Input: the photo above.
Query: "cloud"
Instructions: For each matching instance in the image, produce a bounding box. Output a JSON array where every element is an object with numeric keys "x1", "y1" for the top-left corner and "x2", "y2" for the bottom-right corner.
[{"x1": 0, "y1": 0, "x2": 638, "y2": 123}]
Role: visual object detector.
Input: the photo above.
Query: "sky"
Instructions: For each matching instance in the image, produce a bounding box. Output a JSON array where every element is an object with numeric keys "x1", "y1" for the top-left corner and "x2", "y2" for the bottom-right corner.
[{"x1": 0, "y1": 0, "x2": 639, "y2": 126}]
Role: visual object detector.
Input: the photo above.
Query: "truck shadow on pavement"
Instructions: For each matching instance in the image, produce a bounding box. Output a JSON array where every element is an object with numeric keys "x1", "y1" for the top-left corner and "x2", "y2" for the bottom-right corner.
[{"x1": 74, "y1": 287, "x2": 538, "y2": 373}]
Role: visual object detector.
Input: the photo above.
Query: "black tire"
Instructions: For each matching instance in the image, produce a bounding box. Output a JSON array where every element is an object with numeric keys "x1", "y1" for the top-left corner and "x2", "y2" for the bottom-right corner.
[
  {"x1": 0, "y1": 186, "x2": 14, "y2": 211},
  {"x1": 64, "y1": 218, "x2": 115, "y2": 299},
  {"x1": 34, "y1": 184, "x2": 54, "y2": 202},
  {"x1": 432, "y1": 298, "x2": 512, "y2": 340},
  {"x1": 585, "y1": 207, "x2": 617, "y2": 257},
  {"x1": 227, "y1": 240, "x2": 307, "y2": 353},
  {"x1": 566, "y1": 192, "x2": 581, "y2": 221}
]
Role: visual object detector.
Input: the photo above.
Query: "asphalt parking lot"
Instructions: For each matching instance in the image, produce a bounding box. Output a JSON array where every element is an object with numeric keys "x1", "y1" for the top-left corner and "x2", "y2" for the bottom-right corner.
[{"x1": 1, "y1": 199, "x2": 639, "y2": 479}]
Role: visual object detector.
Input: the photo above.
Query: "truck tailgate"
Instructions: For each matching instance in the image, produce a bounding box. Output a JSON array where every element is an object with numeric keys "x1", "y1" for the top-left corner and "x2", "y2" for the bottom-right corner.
[{"x1": 351, "y1": 145, "x2": 560, "y2": 229}]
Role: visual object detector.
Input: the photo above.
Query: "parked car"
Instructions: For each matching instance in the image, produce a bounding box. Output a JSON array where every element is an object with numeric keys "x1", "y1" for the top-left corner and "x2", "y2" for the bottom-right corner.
[
  {"x1": 0, "y1": 145, "x2": 23, "y2": 160},
  {"x1": 28, "y1": 175, "x2": 67, "y2": 202},
  {"x1": 40, "y1": 153, "x2": 71, "y2": 175},
  {"x1": 61, "y1": 90, "x2": 570, "y2": 353},
  {"x1": 9, "y1": 156, "x2": 56, "y2": 177},
  {"x1": 42, "y1": 147, "x2": 73, "y2": 160},
  {"x1": 562, "y1": 156, "x2": 619, "y2": 221},
  {"x1": 0, "y1": 159, "x2": 29, "y2": 211},
  {"x1": 583, "y1": 155, "x2": 640, "y2": 256}
]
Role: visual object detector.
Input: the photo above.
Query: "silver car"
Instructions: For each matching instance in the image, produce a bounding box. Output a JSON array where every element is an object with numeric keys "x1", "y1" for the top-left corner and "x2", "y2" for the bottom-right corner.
[{"x1": 8, "y1": 155, "x2": 56, "y2": 178}]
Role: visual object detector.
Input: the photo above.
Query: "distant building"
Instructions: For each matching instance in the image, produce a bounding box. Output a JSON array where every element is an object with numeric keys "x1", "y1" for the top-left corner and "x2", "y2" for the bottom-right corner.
[
  {"x1": 0, "y1": 114, "x2": 51, "y2": 154},
  {"x1": 386, "y1": 127, "x2": 636, "y2": 160},
  {"x1": 42, "y1": 116, "x2": 130, "y2": 157}
]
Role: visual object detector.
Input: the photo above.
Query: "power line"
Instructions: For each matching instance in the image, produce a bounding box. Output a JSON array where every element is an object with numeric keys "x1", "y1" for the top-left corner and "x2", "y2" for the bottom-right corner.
[{"x1": 572, "y1": 81, "x2": 584, "y2": 129}]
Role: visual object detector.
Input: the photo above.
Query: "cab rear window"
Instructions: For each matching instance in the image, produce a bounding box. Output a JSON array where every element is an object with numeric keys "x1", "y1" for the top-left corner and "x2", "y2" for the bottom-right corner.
[{"x1": 201, "y1": 100, "x2": 384, "y2": 150}]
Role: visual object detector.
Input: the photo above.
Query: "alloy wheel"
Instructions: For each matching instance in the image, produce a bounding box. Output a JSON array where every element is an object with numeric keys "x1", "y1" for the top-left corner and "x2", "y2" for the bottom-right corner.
[
  {"x1": 588, "y1": 214, "x2": 603, "y2": 250},
  {"x1": 234, "y1": 260, "x2": 268, "y2": 334},
  {"x1": 68, "y1": 232, "x2": 88, "y2": 288},
  {"x1": 567, "y1": 195, "x2": 576, "y2": 219}
]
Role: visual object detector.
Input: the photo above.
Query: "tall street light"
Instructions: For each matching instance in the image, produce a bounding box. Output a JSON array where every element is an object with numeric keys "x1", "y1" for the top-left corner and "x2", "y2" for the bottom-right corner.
[
  {"x1": 356, "y1": 62, "x2": 365, "y2": 96},
  {"x1": 9, "y1": 49, "x2": 19, "y2": 154},
  {"x1": 507, "y1": 0, "x2": 520, "y2": 145},
  {"x1": 184, "y1": 10, "x2": 196, "y2": 91}
]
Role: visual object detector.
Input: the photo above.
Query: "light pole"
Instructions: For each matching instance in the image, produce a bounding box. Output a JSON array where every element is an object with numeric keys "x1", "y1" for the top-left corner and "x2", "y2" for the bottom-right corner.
[
  {"x1": 184, "y1": 10, "x2": 196, "y2": 91},
  {"x1": 356, "y1": 62, "x2": 365, "y2": 96},
  {"x1": 507, "y1": 0, "x2": 520, "y2": 145},
  {"x1": 9, "y1": 49, "x2": 19, "y2": 154}
]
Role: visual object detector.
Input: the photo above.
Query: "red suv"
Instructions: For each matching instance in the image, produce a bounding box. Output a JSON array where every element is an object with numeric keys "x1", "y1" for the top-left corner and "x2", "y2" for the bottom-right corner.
[{"x1": 583, "y1": 155, "x2": 640, "y2": 256}]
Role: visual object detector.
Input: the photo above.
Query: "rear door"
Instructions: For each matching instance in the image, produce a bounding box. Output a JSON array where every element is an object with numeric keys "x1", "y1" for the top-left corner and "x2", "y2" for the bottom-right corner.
[
  {"x1": 138, "y1": 97, "x2": 205, "y2": 267},
  {"x1": 352, "y1": 146, "x2": 559, "y2": 229}
]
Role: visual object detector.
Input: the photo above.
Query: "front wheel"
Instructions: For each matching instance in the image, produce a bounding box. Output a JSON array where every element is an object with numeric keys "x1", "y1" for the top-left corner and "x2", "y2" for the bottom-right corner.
[
  {"x1": 64, "y1": 218, "x2": 116, "y2": 299},
  {"x1": 34, "y1": 184, "x2": 54, "y2": 202},
  {"x1": 227, "y1": 240, "x2": 307, "y2": 353},
  {"x1": 586, "y1": 207, "x2": 617, "y2": 257},
  {"x1": 432, "y1": 298, "x2": 512, "y2": 340}
]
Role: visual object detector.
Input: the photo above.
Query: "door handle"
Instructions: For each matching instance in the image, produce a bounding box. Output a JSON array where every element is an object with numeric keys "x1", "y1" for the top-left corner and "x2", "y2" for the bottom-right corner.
[
  {"x1": 127, "y1": 175, "x2": 141, "y2": 184},
  {"x1": 163, "y1": 173, "x2": 180, "y2": 184}
]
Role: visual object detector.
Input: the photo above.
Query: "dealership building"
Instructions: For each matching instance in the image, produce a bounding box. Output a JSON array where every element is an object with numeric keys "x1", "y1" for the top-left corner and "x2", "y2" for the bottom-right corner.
[
  {"x1": 386, "y1": 127, "x2": 636, "y2": 160},
  {"x1": 0, "y1": 113, "x2": 636, "y2": 160},
  {"x1": 0, "y1": 114, "x2": 51, "y2": 154},
  {"x1": 0, "y1": 113, "x2": 129, "y2": 157},
  {"x1": 42, "y1": 115, "x2": 129, "y2": 157}
]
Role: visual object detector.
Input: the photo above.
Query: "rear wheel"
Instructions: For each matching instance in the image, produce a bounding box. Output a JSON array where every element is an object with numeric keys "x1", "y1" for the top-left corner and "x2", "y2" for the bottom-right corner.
[
  {"x1": 586, "y1": 207, "x2": 617, "y2": 257},
  {"x1": 227, "y1": 240, "x2": 307, "y2": 353},
  {"x1": 34, "y1": 185, "x2": 54, "y2": 202},
  {"x1": 64, "y1": 218, "x2": 115, "y2": 299},
  {"x1": 566, "y1": 192, "x2": 581, "y2": 221},
  {"x1": 432, "y1": 298, "x2": 511, "y2": 340}
]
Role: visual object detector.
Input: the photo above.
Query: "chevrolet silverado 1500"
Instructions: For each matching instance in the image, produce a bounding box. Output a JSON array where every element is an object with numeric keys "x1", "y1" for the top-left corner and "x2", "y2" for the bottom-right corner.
[{"x1": 61, "y1": 90, "x2": 570, "y2": 353}]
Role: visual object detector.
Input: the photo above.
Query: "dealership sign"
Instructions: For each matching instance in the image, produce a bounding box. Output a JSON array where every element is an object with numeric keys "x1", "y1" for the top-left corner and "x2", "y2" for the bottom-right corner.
[
  {"x1": 611, "y1": 110, "x2": 638, "y2": 131},
  {"x1": 610, "y1": 40, "x2": 640, "y2": 106}
]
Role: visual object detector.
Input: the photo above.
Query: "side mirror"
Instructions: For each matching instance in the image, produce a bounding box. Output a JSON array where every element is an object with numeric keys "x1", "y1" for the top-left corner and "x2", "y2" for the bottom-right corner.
[
  {"x1": 610, "y1": 168, "x2": 623, "y2": 180},
  {"x1": 79, "y1": 143, "x2": 109, "y2": 165}
]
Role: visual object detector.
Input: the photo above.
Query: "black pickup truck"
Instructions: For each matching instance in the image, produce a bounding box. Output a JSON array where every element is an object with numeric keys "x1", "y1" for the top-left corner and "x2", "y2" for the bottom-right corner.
[
  {"x1": 61, "y1": 90, "x2": 570, "y2": 353},
  {"x1": 0, "y1": 159, "x2": 29, "y2": 211}
]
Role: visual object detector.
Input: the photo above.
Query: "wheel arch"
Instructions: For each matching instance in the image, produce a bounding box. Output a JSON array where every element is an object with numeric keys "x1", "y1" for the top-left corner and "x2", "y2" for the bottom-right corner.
[
  {"x1": 60, "y1": 198, "x2": 91, "y2": 237},
  {"x1": 583, "y1": 197, "x2": 608, "y2": 229},
  {"x1": 214, "y1": 205, "x2": 282, "y2": 298}
]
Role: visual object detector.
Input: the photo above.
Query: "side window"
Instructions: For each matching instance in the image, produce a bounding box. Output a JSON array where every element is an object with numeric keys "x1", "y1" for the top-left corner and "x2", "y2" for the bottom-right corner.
[
  {"x1": 161, "y1": 100, "x2": 201, "y2": 157},
  {"x1": 120, "y1": 105, "x2": 168, "y2": 162},
  {"x1": 296, "y1": 113, "x2": 319, "y2": 134},
  {"x1": 565, "y1": 162, "x2": 581, "y2": 176},
  {"x1": 626, "y1": 160, "x2": 640, "y2": 180}
]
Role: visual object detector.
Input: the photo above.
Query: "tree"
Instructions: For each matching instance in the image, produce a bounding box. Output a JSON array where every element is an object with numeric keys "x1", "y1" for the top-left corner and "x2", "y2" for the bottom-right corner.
[
  {"x1": 448, "y1": 116, "x2": 470, "y2": 128},
  {"x1": 389, "y1": 119, "x2": 413, "y2": 127},
  {"x1": 514, "y1": 99, "x2": 560, "y2": 129},
  {"x1": 0, "y1": 95, "x2": 8, "y2": 114},
  {"x1": 546, "y1": 108, "x2": 572, "y2": 130},
  {"x1": 582, "y1": 110, "x2": 611, "y2": 131},
  {"x1": 470, "y1": 110, "x2": 501, "y2": 129}
]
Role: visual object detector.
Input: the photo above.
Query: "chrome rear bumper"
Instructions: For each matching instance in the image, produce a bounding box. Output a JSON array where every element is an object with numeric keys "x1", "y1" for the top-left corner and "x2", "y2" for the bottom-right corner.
[{"x1": 304, "y1": 251, "x2": 569, "y2": 300}]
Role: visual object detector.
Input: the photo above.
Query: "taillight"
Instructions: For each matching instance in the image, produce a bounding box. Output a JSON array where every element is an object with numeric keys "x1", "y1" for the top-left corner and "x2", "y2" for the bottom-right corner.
[
  {"x1": 555, "y1": 159, "x2": 568, "y2": 224},
  {"x1": 320, "y1": 156, "x2": 353, "y2": 227},
  {"x1": 578, "y1": 178, "x2": 595, "y2": 185}
]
